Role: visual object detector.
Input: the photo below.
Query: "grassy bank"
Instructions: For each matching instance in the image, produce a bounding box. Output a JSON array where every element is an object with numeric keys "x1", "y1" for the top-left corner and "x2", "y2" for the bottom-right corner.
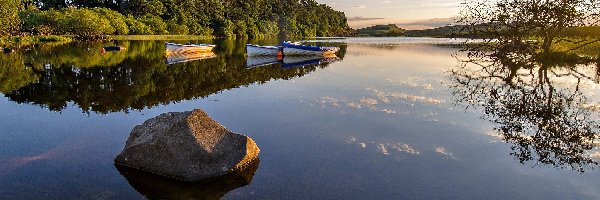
[
  {"x1": 0, "y1": 35, "x2": 214, "y2": 47},
  {"x1": 109, "y1": 35, "x2": 213, "y2": 41},
  {"x1": 552, "y1": 37, "x2": 600, "y2": 58},
  {"x1": 1, "y1": 36, "x2": 72, "y2": 46}
]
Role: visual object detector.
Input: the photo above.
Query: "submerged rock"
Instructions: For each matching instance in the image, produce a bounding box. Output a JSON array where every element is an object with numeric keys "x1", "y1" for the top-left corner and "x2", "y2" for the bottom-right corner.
[{"x1": 114, "y1": 109, "x2": 259, "y2": 181}]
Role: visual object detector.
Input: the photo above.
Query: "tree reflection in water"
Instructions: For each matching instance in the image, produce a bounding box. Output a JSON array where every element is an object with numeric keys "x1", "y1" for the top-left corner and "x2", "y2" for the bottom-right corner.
[
  {"x1": 0, "y1": 40, "x2": 345, "y2": 114},
  {"x1": 449, "y1": 51, "x2": 600, "y2": 172}
]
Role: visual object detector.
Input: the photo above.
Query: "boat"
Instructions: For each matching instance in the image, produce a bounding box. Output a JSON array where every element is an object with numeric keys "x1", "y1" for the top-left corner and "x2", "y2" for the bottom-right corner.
[
  {"x1": 246, "y1": 56, "x2": 281, "y2": 68},
  {"x1": 282, "y1": 41, "x2": 340, "y2": 57},
  {"x1": 165, "y1": 43, "x2": 216, "y2": 54},
  {"x1": 246, "y1": 44, "x2": 281, "y2": 56},
  {"x1": 102, "y1": 46, "x2": 126, "y2": 51},
  {"x1": 3, "y1": 47, "x2": 14, "y2": 53},
  {"x1": 165, "y1": 51, "x2": 216, "y2": 65}
]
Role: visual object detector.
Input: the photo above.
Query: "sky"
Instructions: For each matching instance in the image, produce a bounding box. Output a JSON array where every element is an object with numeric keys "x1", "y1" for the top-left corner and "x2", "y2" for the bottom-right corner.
[{"x1": 317, "y1": 0, "x2": 464, "y2": 30}]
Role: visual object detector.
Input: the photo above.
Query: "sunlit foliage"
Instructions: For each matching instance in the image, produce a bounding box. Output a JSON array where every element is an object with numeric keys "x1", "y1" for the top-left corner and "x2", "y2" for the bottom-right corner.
[
  {"x1": 8, "y1": 0, "x2": 353, "y2": 38},
  {"x1": 0, "y1": 0, "x2": 23, "y2": 36}
]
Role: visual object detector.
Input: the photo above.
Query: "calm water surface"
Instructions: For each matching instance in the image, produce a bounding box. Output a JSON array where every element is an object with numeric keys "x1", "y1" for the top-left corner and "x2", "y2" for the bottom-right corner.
[{"x1": 1, "y1": 37, "x2": 599, "y2": 199}]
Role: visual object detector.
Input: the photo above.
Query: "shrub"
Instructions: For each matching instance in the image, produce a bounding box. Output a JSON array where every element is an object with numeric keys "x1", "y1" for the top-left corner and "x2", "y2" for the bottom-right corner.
[
  {"x1": 214, "y1": 19, "x2": 235, "y2": 38},
  {"x1": 125, "y1": 15, "x2": 154, "y2": 35},
  {"x1": 139, "y1": 14, "x2": 168, "y2": 35},
  {"x1": 92, "y1": 7, "x2": 129, "y2": 35},
  {"x1": 20, "y1": 10, "x2": 53, "y2": 35},
  {"x1": 59, "y1": 8, "x2": 115, "y2": 37},
  {"x1": 188, "y1": 23, "x2": 213, "y2": 36},
  {"x1": 167, "y1": 20, "x2": 189, "y2": 35},
  {"x1": 21, "y1": 8, "x2": 115, "y2": 37}
]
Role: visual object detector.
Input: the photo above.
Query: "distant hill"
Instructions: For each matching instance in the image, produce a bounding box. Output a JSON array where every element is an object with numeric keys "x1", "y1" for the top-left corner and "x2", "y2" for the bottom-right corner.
[
  {"x1": 356, "y1": 24, "x2": 406, "y2": 37},
  {"x1": 405, "y1": 25, "x2": 468, "y2": 38},
  {"x1": 355, "y1": 24, "x2": 600, "y2": 38},
  {"x1": 355, "y1": 24, "x2": 469, "y2": 38},
  {"x1": 405, "y1": 25, "x2": 600, "y2": 38}
]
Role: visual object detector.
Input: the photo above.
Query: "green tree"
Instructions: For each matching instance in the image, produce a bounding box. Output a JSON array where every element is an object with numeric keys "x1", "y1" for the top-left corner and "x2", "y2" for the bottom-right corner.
[
  {"x1": 0, "y1": 0, "x2": 23, "y2": 36},
  {"x1": 58, "y1": 8, "x2": 115, "y2": 37},
  {"x1": 167, "y1": 20, "x2": 189, "y2": 35},
  {"x1": 140, "y1": 14, "x2": 168, "y2": 35},
  {"x1": 17, "y1": 0, "x2": 353, "y2": 38},
  {"x1": 93, "y1": 7, "x2": 130, "y2": 35},
  {"x1": 125, "y1": 15, "x2": 153, "y2": 35}
]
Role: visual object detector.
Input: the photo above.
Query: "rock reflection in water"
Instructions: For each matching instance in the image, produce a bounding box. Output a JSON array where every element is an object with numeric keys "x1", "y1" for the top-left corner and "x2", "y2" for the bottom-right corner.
[
  {"x1": 449, "y1": 51, "x2": 600, "y2": 172},
  {"x1": 115, "y1": 158, "x2": 260, "y2": 200}
]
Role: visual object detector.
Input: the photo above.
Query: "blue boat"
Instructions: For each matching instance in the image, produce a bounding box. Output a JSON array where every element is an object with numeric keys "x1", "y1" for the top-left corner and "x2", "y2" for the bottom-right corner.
[{"x1": 282, "y1": 41, "x2": 340, "y2": 56}]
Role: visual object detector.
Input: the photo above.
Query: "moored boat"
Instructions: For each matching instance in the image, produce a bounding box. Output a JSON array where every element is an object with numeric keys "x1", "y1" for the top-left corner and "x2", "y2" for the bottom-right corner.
[
  {"x1": 165, "y1": 42, "x2": 216, "y2": 53},
  {"x1": 103, "y1": 46, "x2": 126, "y2": 51},
  {"x1": 246, "y1": 44, "x2": 281, "y2": 56},
  {"x1": 282, "y1": 41, "x2": 339, "y2": 57}
]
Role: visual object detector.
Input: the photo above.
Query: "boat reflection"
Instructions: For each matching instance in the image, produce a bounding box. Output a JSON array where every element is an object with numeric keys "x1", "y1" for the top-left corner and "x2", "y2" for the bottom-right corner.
[
  {"x1": 449, "y1": 49, "x2": 600, "y2": 172},
  {"x1": 246, "y1": 56, "x2": 340, "y2": 69},
  {"x1": 166, "y1": 51, "x2": 216, "y2": 65},
  {"x1": 245, "y1": 56, "x2": 281, "y2": 69},
  {"x1": 282, "y1": 56, "x2": 340, "y2": 68},
  {"x1": 115, "y1": 158, "x2": 260, "y2": 200},
  {"x1": 0, "y1": 40, "x2": 346, "y2": 113}
]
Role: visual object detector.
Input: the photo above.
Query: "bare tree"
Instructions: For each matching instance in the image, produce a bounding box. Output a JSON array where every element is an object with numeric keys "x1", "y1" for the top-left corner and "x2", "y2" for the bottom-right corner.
[{"x1": 459, "y1": 0, "x2": 600, "y2": 54}]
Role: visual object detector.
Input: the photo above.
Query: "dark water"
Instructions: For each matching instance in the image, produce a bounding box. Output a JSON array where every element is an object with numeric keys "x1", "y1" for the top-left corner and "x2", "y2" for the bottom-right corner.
[{"x1": 1, "y1": 38, "x2": 599, "y2": 199}]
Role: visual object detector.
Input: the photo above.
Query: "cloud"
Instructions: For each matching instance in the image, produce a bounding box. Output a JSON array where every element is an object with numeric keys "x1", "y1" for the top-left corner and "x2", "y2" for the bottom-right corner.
[
  {"x1": 381, "y1": 0, "x2": 391, "y2": 3},
  {"x1": 354, "y1": 5, "x2": 367, "y2": 9},
  {"x1": 348, "y1": 17, "x2": 457, "y2": 30},
  {"x1": 418, "y1": 2, "x2": 462, "y2": 8},
  {"x1": 348, "y1": 16, "x2": 386, "y2": 21}
]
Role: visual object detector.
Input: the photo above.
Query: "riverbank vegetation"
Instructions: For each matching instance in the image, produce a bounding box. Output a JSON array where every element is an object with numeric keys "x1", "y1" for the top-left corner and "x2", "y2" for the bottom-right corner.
[
  {"x1": 0, "y1": 35, "x2": 71, "y2": 46},
  {"x1": 0, "y1": 0, "x2": 353, "y2": 40}
]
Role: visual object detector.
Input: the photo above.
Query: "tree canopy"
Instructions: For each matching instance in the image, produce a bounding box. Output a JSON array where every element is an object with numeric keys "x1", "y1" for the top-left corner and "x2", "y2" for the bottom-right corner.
[
  {"x1": 7, "y1": 0, "x2": 353, "y2": 38},
  {"x1": 0, "y1": 0, "x2": 23, "y2": 36},
  {"x1": 459, "y1": 0, "x2": 600, "y2": 54}
]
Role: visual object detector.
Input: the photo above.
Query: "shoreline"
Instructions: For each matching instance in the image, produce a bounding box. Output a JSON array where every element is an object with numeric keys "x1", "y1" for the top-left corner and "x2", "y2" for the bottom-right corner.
[{"x1": 109, "y1": 35, "x2": 214, "y2": 41}]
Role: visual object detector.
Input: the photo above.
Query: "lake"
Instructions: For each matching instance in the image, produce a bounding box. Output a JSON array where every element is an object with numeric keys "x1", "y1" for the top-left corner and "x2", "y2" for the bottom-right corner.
[{"x1": 1, "y1": 37, "x2": 599, "y2": 199}]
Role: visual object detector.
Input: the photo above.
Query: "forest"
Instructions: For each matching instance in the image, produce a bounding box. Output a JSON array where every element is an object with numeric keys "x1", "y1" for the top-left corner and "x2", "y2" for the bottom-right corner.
[{"x1": 0, "y1": 0, "x2": 354, "y2": 39}]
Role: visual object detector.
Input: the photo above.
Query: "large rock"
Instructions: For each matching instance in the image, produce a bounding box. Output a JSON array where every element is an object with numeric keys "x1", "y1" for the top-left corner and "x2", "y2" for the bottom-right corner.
[{"x1": 114, "y1": 109, "x2": 259, "y2": 181}]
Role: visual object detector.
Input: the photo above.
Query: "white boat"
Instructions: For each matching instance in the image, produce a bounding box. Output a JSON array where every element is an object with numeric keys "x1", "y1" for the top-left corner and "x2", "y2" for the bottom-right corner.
[
  {"x1": 165, "y1": 51, "x2": 216, "y2": 65},
  {"x1": 246, "y1": 44, "x2": 281, "y2": 56},
  {"x1": 282, "y1": 41, "x2": 339, "y2": 57},
  {"x1": 165, "y1": 42, "x2": 216, "y2": 53}
]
